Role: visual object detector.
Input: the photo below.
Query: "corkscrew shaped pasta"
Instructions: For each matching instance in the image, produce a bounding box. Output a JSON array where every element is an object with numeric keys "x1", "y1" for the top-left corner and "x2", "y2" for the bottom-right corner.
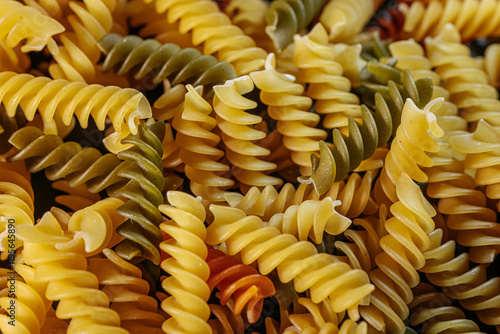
[
  {"x1": 158, "y1": 191, "x2": 212, "y2": 334},
  {"x1": 451, "y1": 120, "x2": 500, "y2": 201},
  {"x1": 45, "y1": 0, "x2": 121, "y2": 82},
  {"x1": 17, "y1": 200, "x2": 128, "y2": 334},
  {"x1": 319, "y1": 0, "x2": 379, "y2": 42},
  {"x1": 268, "y1": 197, "x2": 351, "y2": 244},
  {"x1": 0, "y1": 40, "x2": 30, "y2": 73},
  {"x1": 0, "y1": 0, "x2": 65, "y2": 52},
  {"x1": 113, "y1": 121, "x2": 165, "y2": 265},
  {"x1": 293, "y1": 24, "x2": 361, "y2": 132},
  {"x1": 7, "y1": 126, "x2": 127, "y2": 194},
  {"x1": 88, "y1": 248, "x2": 165, "y2": 333},
  {"x1": 0, "y1": 161, "x2": 34, "y2": 261},
  {"x1": 419, "y1": 228, "x2": 500, "y2": 329},
  {"x1": 173, "y1": 84, "x2": 233, "y2": 202},
  {"x1": 98, "y1": 33, "x2": 237, "y2": 97},
  {"x1": 400, "y1": 0, "x2": 500, "y2": 42},
  {"x1": 213, "y1": 76, "x2": 282, "y2": 189},
  {"x1": 250, "y1": 53, "x2": 327, "y2": 175},
  {"x1": 264, "y1": 0, "x2": 327, "y2": 52},
  {"x1": 300, "y1": 67, "x2": 434, "y2": 196},
  {"x1": 147, "y1": 0, "x2": 268, "y2": 75},
  {"x1": 424, "y1": 24, "x2": 500, "y2": 130},
  {"x1": 206, "y1": 205, "x2": 374, "y2": 321},
  {"x1": 206, "y1": 248, "x2": 275, "y2": 324},
  {"x1": 373, "y1": 97, "x2": 444, "y2": 205},
  {"x1": 409, "y1": 283, "x2": 483, "y2": 334},
  {"x1": 0, "y1": 105, "x2": 26, "y2": 155},
  {"x1": 0, "y1": 71, "x2": 151, "y2": 147},
  {"x1": 208, "y1": 302, "x2": 245, "y2": 334},
  {"x1": 360, "y1": 173, "x2": 437, "y2": 334},
  {"x1": 485, "y1": 43, "x2": 500, "y2": 89}
]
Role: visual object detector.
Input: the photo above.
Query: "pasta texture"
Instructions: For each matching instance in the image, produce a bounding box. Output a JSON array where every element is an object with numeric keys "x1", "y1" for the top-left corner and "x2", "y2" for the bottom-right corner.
[
  {"x1": 485, "y1": 43, "x2": 500, "y2": 89},
  {"x1": 360, "y1": 173, "x2": 437, "y2": 333},
  {"x1": 98, "y1": 33, "x2": 237, "y2": 96},
  {"x1": 264, "y1": 0, "x2": 327, "y2": 52},
  {"x1": 213, "y1": 75, "x2": 282, "y2": 190},
  {"x1": 158, "y1": 191, "x2": 212, "y2": 333},
  {"x1": 113, "y1": 121, "x2": 166, "y2": 265},
  {"x1": 147, "y1": 0, "x2": 268, "y2": 75},
  {"x1": 206, "y1": 248, "x2": 275, "y2": 324},
  {"x1": 0, "y1": 106, "x2": 26, "y2": 155},
  {"x1": 206, "y1": 204, "x2": 374, "y2": 321},
  {"x1": 0, "y1": 71, "x2": 151, "y2": 151}
]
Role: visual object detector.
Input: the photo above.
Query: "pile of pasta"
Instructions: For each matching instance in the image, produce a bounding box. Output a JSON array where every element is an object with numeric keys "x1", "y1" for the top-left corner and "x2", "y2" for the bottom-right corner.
[{"x1": 1, "y1": 0, "x2": 500, "y2": 333}]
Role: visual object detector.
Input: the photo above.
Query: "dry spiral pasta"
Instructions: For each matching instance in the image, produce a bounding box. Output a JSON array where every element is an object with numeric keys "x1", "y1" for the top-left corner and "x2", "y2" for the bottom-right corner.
[{"x1": 485, "y1": 43, "x2": 500, "y2": 89}]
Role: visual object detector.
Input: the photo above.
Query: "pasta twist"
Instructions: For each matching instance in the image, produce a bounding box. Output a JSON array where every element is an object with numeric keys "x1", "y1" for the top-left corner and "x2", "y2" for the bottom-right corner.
[
  {"x1": 8, "y1": 126, "x2": 126, "y2": 194},
  {"x1": 206, "y1": 248, "x2": 275, "y2": 323},
  {"x1": 360, "y1": 173, "x2": 437, "y2": 334},
  {"x1": 208, "y1": 303, "x2": 245, "y2": 334},
  {"x1": 264, "y1": 0, "x2": 328, "y2": 52},
  {"x1": 319, "y1": 0, "x2": 378, "y2": 42},
  {"x1": 0, "y1": 161, "x2": 34, "y2": 261},
  {"x1": 485, "y1": 43, "x2": 500, "y2": 89},
  {"x1": 250, "y1": 53, "x2": 328, "y2": 175},
  {"x1": 373, "y1": 97, "x2": 444, "y2": 205},
  {"x1": 173, "y1": 85, "x2": 233, "y2": 202},
  {"x1": 213, "y1": 76, "x2": 282, "y2": 189},
  {"x1": 293, "y1": 23, "x2": 361, "y2": 132},
  {"x1": 88, "y1": 248, "x2": 165, "y2": 333},
  {"x1": 17, "y1": 200, "x2": 128, "y2": 333},
  {"x1": 206, "y1": 205, "x2": 374, "y2": 321},
  {"x1": 268, "y1": 197, "x2": 352, "y2": 244},
  {"x1": 0, "y1": 0, "x2": 65, "y2": 53},
  {"x1": 0, "y1": 40, "x2": 30, "y2": 73},
  {"x1": 424, "y1": 24, "x2": 500, "y2": 130},
  {"x1": 0, "y1": 105, "x2": 26, "y2": 155},
  {"x1": 52, "y1": 180, "x2": 101, "y2": 212},
  {"x1": 409, "y1": 283, "x2": 482, "y2": 334},
  {"x1": 419, "y1": 228, "x2": 500, "y2": 329},
  {"x1": 98, "y1": 33, "x2": 237, "y2": 96},
  {"x1": 0, "y1": 71, "x2": 151, "y2": 148},
  {"x1": 148, "y1": 0, "x2": 268, "y2": 75},
  {"x1": 45, "y1": 0, "x2": 120, "y2": 82},
  {"x1": 158, "y1": 191, "x2": 212, "y2": 334},
  {"x1": 400, "y1": 0, "x2": 500, "y2": 42}
]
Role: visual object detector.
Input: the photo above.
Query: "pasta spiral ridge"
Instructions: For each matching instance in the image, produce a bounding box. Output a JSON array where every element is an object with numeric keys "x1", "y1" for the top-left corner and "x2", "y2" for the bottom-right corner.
[
  {"x1": 300, "y1": 67, "x2": 433, "y2": 196},
  {"x1": 250, "y1": 53, "x2": 328, "y2": 175},
  {"x1": 206, "y1": 248, "x2": 275, "y2": 324},
  {"x1": 213, "y1": 76, "x2": 282, "y2": 189},
  {"x1": 0, "y1": 105, "x2": 26, "y2": 155},
  {"x1": 373, "y1": 97, "x2": 444, "y2": 205},
  {"x1": 485, "y1": 43, "x2": 500, "y2": 89},
  {"x1": 293, "y1": 23, "x2": 361, "y2": 132},
  {"x1": 400, "y1": 0, "x2": 500, "y2": 42},
  {"x1": 268, "y1": 197, "x2": 352, "y2": 244},
  {"x1": 264, "y1": 0, "x2": 328, "y2": 52},
  {"x1": 208, "y1": 303, "x2": 245, "y2": 334},
  {"x1": 206, "y1": 205, "x2": 375, "y2": 321},
  {"x1": 360, "y1": 173, "x2": 437, "y2": 334},
  {"x1": 7, "y1": 126, "x2": 126, "y2": 194},
  {"x1": 0, "y1": 0, "x2": 65, "y2": 53},
  {"x1": 88, "y1": 248, "x2": 165, "y2": 333},
  {"x1": 0, "y1": 71, "x2": 152, "y2": 147},
  {"x1": 98, "y1": 33, "x2": 237, "y2": 96},
  {"x1": 158, "y1": 191, "x2": 212, "y2": 334},
  {"x1": 409, "y1": 283, "x2": 483, "y2": 334},
  {"x1": 173, "y1": 85, "x2": 233, "y2": 202},
  {"x1": 424, "y1": 24, "x2": 500, "y2": 130},
  {"x1": 0, "y1": 161, "x2": 34, "y2": 261},
  {"x1": 52, "y1": 180, "x2": 101, "y2": 212},
  {"x1": 149, "y1": 0, "x2": 268, "y2": 75},
  {"x1": 45, "y1": 0, "x2": 118, "y2": 82},
  {"x1": 17, "y1": 200, "x2": 129, "y2": 333},
  {"x1": 113, "y1": 121, "x2": 166, "y2": 265},
  {"x1": 419, "y1": 228, "x2": 500, "y2": 328}
]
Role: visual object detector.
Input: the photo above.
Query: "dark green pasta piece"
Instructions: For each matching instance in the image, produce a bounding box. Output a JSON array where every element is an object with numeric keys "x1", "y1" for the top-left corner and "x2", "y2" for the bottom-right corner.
[
  {"x1": 0, "y1": 105, "x2": 26, "y2": 155},
  {"x1": 299, "y1": 69, "x2": 434, "y2": 195},
  {"x1": 114, "y1": 121, "x2": 165, "y2": 265},
  {"x1": 98, "y1": 33, "x2": 237, "y2": 96},
  {"x1": 8, "y1": 126, "x2": 126, "y2": 194},
  {"x1": 265, "y1": 0, "x2": 327, "y2": 52}
]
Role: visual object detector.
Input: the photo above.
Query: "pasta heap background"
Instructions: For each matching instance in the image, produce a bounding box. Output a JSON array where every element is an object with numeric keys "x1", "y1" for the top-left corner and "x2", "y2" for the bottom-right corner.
[{"x1": 0, "y1": 0, "x2": 499, "y2": 333}]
